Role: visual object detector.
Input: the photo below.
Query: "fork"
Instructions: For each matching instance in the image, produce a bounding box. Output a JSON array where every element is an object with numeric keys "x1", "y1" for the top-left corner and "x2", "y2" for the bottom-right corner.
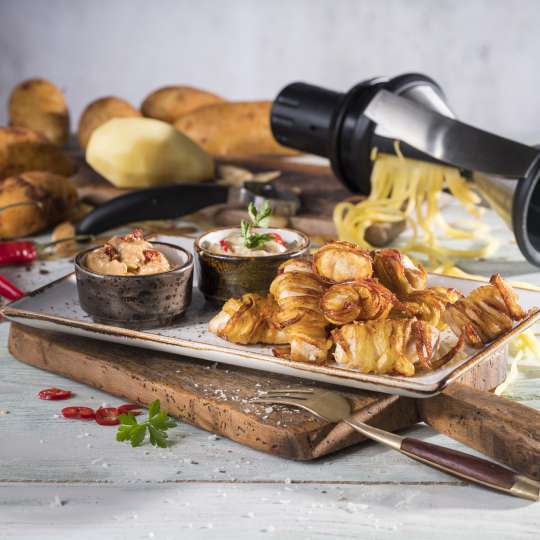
[{"x1": 252, "y1": 388, "x2": 540, "y2": 501}]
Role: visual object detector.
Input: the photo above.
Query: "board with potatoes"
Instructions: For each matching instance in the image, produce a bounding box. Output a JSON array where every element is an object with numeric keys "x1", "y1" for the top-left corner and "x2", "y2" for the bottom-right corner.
[
  {"x1": 0, "y1": 77, "x2": 286, "y2": 238},
  {"x1": 1, "y1": 77, "x2": 394, "y2": 249},
  {"x1": 0, "y1": 77, "x2": 304, "y2": 239}
]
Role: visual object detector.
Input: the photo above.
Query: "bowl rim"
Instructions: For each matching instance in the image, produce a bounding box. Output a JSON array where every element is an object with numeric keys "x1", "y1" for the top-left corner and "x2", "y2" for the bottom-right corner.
[
  {"x1": 74, "y1": 241, "x2": 194, "y2": 279},
  {"x1": 194, "y1": 226, "x2": 310, "y2": 262}
]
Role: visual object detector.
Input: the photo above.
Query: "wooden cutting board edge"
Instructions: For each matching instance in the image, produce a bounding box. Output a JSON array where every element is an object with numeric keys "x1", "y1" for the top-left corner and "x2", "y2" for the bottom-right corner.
[{"x1": 7, "y1": 323, "x2": 506, "y2": 461}]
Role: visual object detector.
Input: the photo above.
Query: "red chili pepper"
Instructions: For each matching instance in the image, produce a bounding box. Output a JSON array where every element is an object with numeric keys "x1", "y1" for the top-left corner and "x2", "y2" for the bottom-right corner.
[
  {"x1": 0, "y1": 235, "x2": 93, "y2": 267},
  {"x1": 38, "y1": 388, "x2": 73, "y2": 400},
  {"x1": 0, "y1": 241, "x2": 37, "y2": 266},
  {"x1": 95, "y1": 407, "x2": 120, "y2": 426},
  {"x1": 270, "y1": 232, "x2": 285, "y2": 245},
  {"x1": 62, "y1": 406, "x2": 95, "y2": 420},
  {"x1": 117, "y1": 403, "x2": 142, "y2": 416},
  {"x1": 0, "y1": 274, "x2": 24, "y2": 301},
  {"x1": 219, "y1": 239, "x2": 230, "y2": 252}
]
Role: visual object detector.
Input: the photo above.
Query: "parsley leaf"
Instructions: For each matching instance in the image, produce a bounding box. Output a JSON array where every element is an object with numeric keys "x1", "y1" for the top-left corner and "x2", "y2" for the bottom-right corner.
[
  {"x1": 115, "y1": 400, "x2": 177, "y2": 448},
  {"x1": 241, "y1": 201, "x2": 274, "y2": 250}
]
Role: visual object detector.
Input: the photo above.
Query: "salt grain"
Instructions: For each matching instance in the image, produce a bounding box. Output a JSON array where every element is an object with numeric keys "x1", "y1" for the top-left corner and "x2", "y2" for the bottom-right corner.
[
  {"x1": 343, "y1": 502, "x2": 369, "y2": 513},
  {"x1": 49, "y1": 496, "x2": 66, "y2": 508}
]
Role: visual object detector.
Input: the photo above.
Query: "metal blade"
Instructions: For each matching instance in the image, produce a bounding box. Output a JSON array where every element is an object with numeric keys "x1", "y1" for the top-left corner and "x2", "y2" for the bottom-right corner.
[{"x1": 364, "y1": 89, "x2": 540, "y2": 178}]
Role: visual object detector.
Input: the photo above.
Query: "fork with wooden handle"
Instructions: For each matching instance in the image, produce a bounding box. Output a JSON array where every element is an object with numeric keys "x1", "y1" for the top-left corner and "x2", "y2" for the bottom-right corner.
[{"x1": 252, "y1": 388, "x2": 540, "y2": 501}]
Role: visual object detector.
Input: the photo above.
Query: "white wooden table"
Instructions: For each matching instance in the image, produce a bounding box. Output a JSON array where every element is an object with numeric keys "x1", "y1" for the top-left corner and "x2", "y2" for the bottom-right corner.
[{"x1": 1, "y1": 251, "x2": 540, "y2": 539}]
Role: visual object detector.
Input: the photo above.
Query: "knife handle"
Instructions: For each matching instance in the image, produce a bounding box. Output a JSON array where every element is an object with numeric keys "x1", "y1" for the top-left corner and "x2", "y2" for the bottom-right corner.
[
  {"x1": 344, "y1": 417, "x2": 539, "y2": 500},
  {"x1": 399, "y1": 437, "x2": 540, "y2": 501},
  {"x1": 76, "y1": 183, "x2": 228, "y2": 235}
]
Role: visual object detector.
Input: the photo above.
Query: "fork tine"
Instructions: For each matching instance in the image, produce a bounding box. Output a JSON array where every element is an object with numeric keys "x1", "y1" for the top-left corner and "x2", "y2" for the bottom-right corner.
[
  {"x1": 252, "y1": 394, "x2": 309, "y2": 401},
  {"x1": 258, "y1": 393, "x2": 309, "y2": 400},
  {"x1": 251, "y1": 398, "x2": 307, "y2": 409},
  {"x1": 264, "y1": 388, "x2": 314, "y2": 394}
]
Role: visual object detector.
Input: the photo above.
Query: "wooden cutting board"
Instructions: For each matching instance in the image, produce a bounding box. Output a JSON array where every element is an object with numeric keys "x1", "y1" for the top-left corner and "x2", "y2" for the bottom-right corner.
[{"x1": 8, "y1": 323, "x2": 540, "y2": 479}]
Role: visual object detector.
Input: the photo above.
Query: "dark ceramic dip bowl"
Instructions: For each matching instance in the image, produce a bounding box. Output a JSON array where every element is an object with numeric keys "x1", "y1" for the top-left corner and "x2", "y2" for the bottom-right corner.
[
  {"x1": 75, "y1": 242, "x2": 193, "y2": 329},
  {"x1": 195, "y1": 227, "x2": 310, "y2": 305}
]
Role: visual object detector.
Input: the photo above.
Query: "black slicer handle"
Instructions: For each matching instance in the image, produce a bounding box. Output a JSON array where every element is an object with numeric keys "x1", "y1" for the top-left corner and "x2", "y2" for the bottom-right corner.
[{"x1": 76, "y1": 183, "x2": 229, "y2": 235}]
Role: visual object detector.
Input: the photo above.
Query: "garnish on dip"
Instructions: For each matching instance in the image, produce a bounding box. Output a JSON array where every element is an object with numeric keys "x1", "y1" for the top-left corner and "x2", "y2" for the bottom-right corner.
[
  {"x1": 85, "y1": 228, "x2": 171, "y2": 276},
  {"x1": 207, "y1": 202, "x2": 294, "y2": 256}
]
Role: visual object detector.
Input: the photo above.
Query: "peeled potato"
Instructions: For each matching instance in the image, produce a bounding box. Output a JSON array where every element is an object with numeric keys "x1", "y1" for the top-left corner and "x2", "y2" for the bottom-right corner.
[
  {"x1": 86, "y1": 117, "x2": 214, "y2": 188},
  {"x1": 8, "y1": 78, "x2": 70, "y2": 146}
]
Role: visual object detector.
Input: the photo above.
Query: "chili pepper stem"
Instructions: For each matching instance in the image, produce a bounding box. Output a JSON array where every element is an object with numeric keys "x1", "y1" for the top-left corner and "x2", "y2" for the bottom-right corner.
[{"x1": 39, "y1": 234, "x2": 95, "y2": 251}]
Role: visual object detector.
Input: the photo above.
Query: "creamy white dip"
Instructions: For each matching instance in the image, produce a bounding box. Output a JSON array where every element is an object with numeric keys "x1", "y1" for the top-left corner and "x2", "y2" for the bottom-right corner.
[{"x1": 204, "y1": 230, "x2": 296, "y2": 256}]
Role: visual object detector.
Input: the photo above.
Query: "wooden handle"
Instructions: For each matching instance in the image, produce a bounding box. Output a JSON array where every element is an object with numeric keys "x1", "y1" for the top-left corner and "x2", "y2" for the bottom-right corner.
[
  {"x1": 400, "y1": 438, "x2": 539, "y2": 500},
  {"x1": 419, "y1": 383, "x2": 540, "y2": 480}
]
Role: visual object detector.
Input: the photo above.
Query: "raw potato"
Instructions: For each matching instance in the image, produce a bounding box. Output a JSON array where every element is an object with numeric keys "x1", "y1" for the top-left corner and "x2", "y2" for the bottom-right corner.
[
  {"x1": 86, "y1": 117, "x2": 214, "y2": 188},
  {"x1": 8, "y1": 78, "x2": 70, "y2": 146},
  {"x1": 174, "y1": 101, "x2": 297, "y2": 156},
  {"x1": 78, "y1": 96, "x2": 141, "y2": 150},
  {"x1": 51, "y1": 220, "x2": 78, "y2": 257},
  {"x1": 141, "y1": 85, "x2": 225, "y2": 124},
  {"x1": 0, "y1": 171, "x2": 78, "y2": 238},
  {"x1": 0, "y1": 127, "x2": 77, "y2": 180}
]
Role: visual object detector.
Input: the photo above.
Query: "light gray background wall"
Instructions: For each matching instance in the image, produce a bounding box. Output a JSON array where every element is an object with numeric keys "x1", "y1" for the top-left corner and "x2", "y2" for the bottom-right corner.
[{"x1": 1, "y1": 0, "x2": 539, "y2": 142}]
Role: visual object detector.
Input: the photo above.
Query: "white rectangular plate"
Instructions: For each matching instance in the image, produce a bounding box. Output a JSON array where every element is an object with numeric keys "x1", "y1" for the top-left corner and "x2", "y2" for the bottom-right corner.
[{"x1": 3, "y1": 236, "x2": 540, "y2": 398}]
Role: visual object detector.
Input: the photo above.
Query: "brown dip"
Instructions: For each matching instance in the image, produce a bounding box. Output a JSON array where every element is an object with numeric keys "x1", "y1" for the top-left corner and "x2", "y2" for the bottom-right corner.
[{"x1": 85, "y1": 229, "x2": 171, "y2": 276}]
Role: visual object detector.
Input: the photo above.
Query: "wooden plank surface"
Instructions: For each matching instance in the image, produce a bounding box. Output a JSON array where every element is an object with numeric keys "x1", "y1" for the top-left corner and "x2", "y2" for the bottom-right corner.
[{"x1": 2, "y1": 482, "x2": 539, "y2": 540}]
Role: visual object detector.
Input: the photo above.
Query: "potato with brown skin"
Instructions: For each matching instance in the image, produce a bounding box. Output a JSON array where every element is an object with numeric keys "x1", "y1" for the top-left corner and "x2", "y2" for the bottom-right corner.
[
  {"x1": 0, "y1": 171, "x2": 78, "y2": 238},
  {"x1": 78, "y1": 96, "x2": 141, "y2": 150},
  {"x1": 141, "y1": 86, "x2": 225, "y2": 124},
  {"x1": 0, "y1": 127, "x2": 76, "y2": 180},
  {"x1": 174, "y1": 101, "x2": 297, "y2": 157},
  {"x1": 8, "y1": 78, "x2": 70, "y2": 146}
]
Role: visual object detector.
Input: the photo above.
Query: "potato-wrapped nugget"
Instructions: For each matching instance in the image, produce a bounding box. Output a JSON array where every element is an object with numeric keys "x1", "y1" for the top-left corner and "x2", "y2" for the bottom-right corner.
[
  {"x1": 270, "y1": 259, "x2": 331, "y2": 363},
  {"x1": 0, "y1": 127, "x2": 76, "y2": 180},
  {"x1": 332, "y1": 318, "x2": 440, "y2": 376},
  {"x1": 208, "y1": 293, "x2": 287, "y2": 345},
  {"x1": 321, "y1": 279, "x2": 396, "y2": 325},
  {"x1": 0, "y1": 171, "x2": 78, "y2": 238},
  {"x1": 8, "y1": 78, "x2": 69, "y2": 146},
  {"x1": 174, "y1": 101, "x2": 297, "y2": 157},
  {"x1": 373, "y1": 248, "x2": 427, "y2": 295},
  {"x1": 444, "y1": 274, "x2": 526, "y2": 348},
  {"x1": 141, "y1": 85, "x2": 225, "y2": 124},
  {"x1": 391, "y1": 287, "x2": 462, "y2": 328},
  {"x1": 78, "y1": 96, "x2": 142, "y2": 150},
  {"x1": 313, "y1": 241, "x2": 373, "y2": 283}
]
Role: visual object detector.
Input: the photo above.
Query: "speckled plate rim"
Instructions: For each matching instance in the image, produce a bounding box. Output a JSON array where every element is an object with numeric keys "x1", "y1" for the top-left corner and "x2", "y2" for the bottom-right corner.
[{"x1": 3, "y1": 272, "x2": 540, "y2": 398}]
